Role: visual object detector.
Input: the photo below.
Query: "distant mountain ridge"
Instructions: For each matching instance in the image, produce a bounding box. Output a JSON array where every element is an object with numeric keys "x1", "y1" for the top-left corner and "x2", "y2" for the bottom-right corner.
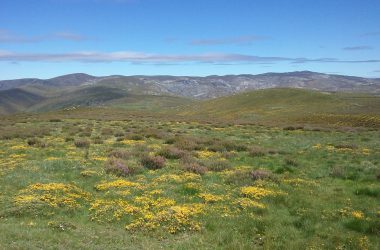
[
  {"x1": 0, "y1": 73, "x2": 97, "y2": 90},
  {"x1": 1, "y1": 71, "x2": 379, "y2": 99},
  {"x1": 0, "y1": 71, "x2": 379, "y2": 115}
]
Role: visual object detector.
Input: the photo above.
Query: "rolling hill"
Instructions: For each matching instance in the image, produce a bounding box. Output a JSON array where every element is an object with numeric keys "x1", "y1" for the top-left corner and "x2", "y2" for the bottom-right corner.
[
  {"x1": 0, "y1": 88, "x2": 45, "y2": 115},
  {"x1": 0, "y1": 71, "x2": 379, "y2": 116},
  {"x1": 178, "y1": 88, "x2": 380, "y2": 127}
]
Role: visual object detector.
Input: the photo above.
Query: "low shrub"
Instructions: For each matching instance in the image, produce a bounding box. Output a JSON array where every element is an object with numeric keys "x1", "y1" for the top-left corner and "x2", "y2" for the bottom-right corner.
[
  {"x1": 225, "y1": 170, "x2": 252, "y2": 185},
  {"x1": 49, "y1": 119, "x2": 62, "y2": 122},
  {"x1": 284, "y1": 158, "x2": 298, "y2": 167},
  {"x1": 126, "y1": 134, "x2": 144, "y2": 141},
  {"x1": 140, "y1": 155, "x2": 166, "y2": 170},
  {"x1": 249, "y1": 147, "x2": 267, "y2": 157},
  {"x1": 183, "y1": 162, "x2": 208, "y2": 175},
  {"x1": 105, "y1": 158, "x2": 143, "y2": 176},
  {"x1": 108, "y1": 149, "x2": 131, "y2": 159},
  {"x1": 27, "y1": 138, "x2": 39, "y2": 146},
  {"x1": 74, "y1": 139, "x2": 91, "y2": 148},
  {"x1": 330, "y1": 166, "x2": 346, "y2": 178},
  {"x1": 250, "y1": 169, "x2": 273, "y2": 181},
  {"x1": 27, "y1": 138, "x2": 47, "y2": 148},
  {"x1": 114, "y1": 130, "x2": 125, "y2": 137},
  {"x1": 164, "y1": 137, "x2": 176, "y2": 144},
  {"x1": 65, "y1": 137, "x2": 74, "y2": 142},
  {"x1": 101, "y1": 128, "x2": 114, "y2": 136},
  {"x1": 93, "y1": 137, "x2": 103, "y2": 144},
  {"x1": 355, "y1": 187, "x2": 380, "y2": 197},
  {"x1": 334, "y1": 143, "x2": 358, "y2": 150},
  {"x1": 157, "y1": 146, "x2": 186, "y2": 159},
  {"x1": 204, "y1": 159, "x2": 231, "y2": 172},
  {"x1": 174, "y1": 136, "x2": 204, "y2": 151},
  {"x1": 141, "y1": 128, "x2": 167, "y2": 139}
]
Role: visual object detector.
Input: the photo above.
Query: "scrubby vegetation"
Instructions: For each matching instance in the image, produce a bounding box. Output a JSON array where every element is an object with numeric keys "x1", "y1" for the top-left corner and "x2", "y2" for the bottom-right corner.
[{"x1": 0, "y1": 109, "x2": 379, "y2": 249}]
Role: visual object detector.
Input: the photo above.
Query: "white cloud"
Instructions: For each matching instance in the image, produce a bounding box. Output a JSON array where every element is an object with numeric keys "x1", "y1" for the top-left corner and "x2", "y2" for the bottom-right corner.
[
  {"x1": 0, "y1": 29, "x2": 88, "y2": 43},
  {"x1": 0, "y1": 50, "x2": 379, "y2": 64}
]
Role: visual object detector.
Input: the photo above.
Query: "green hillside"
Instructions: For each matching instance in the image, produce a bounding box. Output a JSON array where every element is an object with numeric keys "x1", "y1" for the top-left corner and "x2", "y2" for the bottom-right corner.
[
  {"x1": 179, "y1": 88, "x2": 380, "y2": 127},
  {"x1": 0, "y1": 88, "x2": 45, "y2": 115}
]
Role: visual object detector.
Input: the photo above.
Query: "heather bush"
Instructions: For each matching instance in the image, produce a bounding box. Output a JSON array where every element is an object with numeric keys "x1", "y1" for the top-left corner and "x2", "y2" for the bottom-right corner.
[
  {"x1": 93, "y1": 136, "x2": 104, "y2": 144},
  {"x1": 284, "y1": 158, "x2": 298, "y2": 167},
  {"x1": 114, "y1": 130, "x2": 125, "y2": 137},
  {"x1": 157, "y1": 146, "x2": 186, "y2": 159},
  {"x1": 174, "y1": 136, "x2": 204, "y2": 151},
  {"x1": 203, "y1": 159, "x2": 231, "y2": 172},
  {"x1": 126, "y1": 134, "x2": 144, "y2": 141},
  {"x1": 108, "y1": 149, "x2": 131, "y2": 159},
  {"x1": 140, "y1": 155, "x2": 166, "y2": 170},
  {"x1": 225, "y1": 170, "x2": 252, "y2": 185},
  {"x1": 74, "y1": 139, "x2": 91, "y2": 148},
  {"x1": 101, "y1": 128, "x2": 114, "y2": 136},
  {"x1": 183, "y1": 162, "x2": 208, "y2": 175},
  {"x1": 249, "y1": 147, "x2": 267, "y2": 157},
  {"x1": 65, "y1": 137, "x2": 74, "y2": 142},
  {"x1": 105, "y1": 158, "x2": 143, "y2": 176},
  {"x1": 49, "y1": 119, "x2": 62, "y2": 122},
  {"x1": 250, "y1": 169, "x2": 273, "y2": 181},
  {"x1": 27, "y1": 138, "x2": 47, "y2": 148},
  {"x1": 27, "y1": 138, "x2": 39, "y2": 146}
]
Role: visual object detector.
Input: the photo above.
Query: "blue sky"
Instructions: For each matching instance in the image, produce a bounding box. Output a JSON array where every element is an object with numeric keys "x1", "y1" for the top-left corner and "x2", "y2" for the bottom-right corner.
[{"x1": 0, "y1": 0, "x2": 380, "y2": 79}]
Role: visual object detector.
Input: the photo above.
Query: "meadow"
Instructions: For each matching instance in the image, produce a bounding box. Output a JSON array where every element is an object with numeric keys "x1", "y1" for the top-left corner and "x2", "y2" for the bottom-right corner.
[{"x1": 0, "y1": 109, "x2": 379, "y2": 249}]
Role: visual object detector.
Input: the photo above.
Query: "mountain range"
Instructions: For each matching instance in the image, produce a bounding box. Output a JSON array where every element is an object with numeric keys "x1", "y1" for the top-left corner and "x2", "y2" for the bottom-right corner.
[{"x1": 0, "y1": 71, "x2": 379, "y2": 115}]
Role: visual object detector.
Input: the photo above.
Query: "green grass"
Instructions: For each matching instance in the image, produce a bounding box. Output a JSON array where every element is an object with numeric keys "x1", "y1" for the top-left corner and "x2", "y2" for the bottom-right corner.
[
  {"x1": 179, "y1": 88, "x2": 380, "y2": 127},
  {"x1": 0, "y1": 110, "x2": 379, "y2": 249}
]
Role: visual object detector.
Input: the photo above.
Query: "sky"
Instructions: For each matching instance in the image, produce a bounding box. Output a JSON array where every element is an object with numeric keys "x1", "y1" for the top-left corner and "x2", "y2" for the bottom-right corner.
[{"x1": 0, "y1": 0, "x2": 380, "y2": 79}]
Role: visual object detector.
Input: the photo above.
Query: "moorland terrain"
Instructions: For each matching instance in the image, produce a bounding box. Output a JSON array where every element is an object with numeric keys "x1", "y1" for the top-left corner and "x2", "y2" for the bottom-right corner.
[{"x1": 0, "y1": 72, "x2": 379, "y2": 249}]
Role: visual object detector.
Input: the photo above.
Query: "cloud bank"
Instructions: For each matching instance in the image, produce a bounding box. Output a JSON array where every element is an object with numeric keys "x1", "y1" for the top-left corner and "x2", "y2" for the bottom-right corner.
[
  {"x1": 191, "y1": 35, "x2": 268, "y2": 46},
  {"x1": 0, "y1": 50, "x2": 379, "y2": 64},
  {"x1": 343, "y1": 46, "x2": 373, "y2": 51},
  {"x1": 0, "y1": 29, "x2": 88, "y2": 43}
]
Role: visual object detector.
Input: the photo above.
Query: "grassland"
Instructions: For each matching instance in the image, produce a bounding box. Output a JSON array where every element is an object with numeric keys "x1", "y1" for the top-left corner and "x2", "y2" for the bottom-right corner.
[
  {"x1": 0, "y1": 110, "x2": 379, "y2": 249},
  {"x1": 0, "y1": 88, "x2": 379, "y2": 249}
]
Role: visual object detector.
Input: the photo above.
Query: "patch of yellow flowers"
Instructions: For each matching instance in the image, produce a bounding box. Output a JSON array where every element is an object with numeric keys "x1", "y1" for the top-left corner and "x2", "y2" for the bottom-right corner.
[
  {"x1": 14, "y1": 182, "x2": 90, "y2": 209},
  {"x1": 197, "y1": 150, "x2": 219, "y2": 158},
  {"x1": 198, "y1": 193, "x2": 225, "y2": 203},
  {"x1": 240, "y1": 186, "x2": 285, "y2": 200},
  {"x1": 95, "y1": 179, "x2": 142, "y2": 191}
]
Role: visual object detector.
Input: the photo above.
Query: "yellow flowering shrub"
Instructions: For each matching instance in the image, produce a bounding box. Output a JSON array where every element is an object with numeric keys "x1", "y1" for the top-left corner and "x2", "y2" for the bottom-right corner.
[
  {"x1": 11, "y1": 145, "x2": 28, "y2": 150},
  {"x1": 92, "y1": 156, "x2": 108, "y2": 161},
  {"x1": 89, "y1": 199, "x2": 140, "y2": 222},
  {"x1": 121, "y1": 139, "x2": 145, "y2": 145},
  {"x1": 283, "y1": 178, "x2": 317, "y2": 187},
  {"x1": 95, "y1": 180, "x2": 142, "y2": 191},
  {"x1": 351, "y1": 210, "x2": 365, "y2": 219},
  {"x1": 126, "y1": 204, "x2": 205, "y2": 234},
  {"x1": 240, "y1": 186, "x2": 285, "y2": 200},
  {"x1": 14, "y1": 183, "x2": 90, "y2": 210},
  {"x1": 198, "y1": 193, "x2": 224, "y2": 203},
  {"x1": 197, "y1": 150, "x2": 219, "y2": 158},
  {"x1": 80, "y1": 170, "x2": 98, "y2": 177},
  {"x1": 154, "y1": 173, "x2": 201, "y2": 183},
  {"x1": 234, "y1": 198, "x2": 266, "y2": 209}
]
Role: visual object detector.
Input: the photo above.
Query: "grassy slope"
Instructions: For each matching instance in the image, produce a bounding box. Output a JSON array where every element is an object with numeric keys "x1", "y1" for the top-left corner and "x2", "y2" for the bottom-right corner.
[
  {"x1": 23, "y1": 85, "x2": 191, "y2": 113},
  {"x1": 179, "y1": 88, "x2": 380, "y2": 127},
  {"x1": 0, "y1": 88, "x2": 45, "y2": 115}
]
